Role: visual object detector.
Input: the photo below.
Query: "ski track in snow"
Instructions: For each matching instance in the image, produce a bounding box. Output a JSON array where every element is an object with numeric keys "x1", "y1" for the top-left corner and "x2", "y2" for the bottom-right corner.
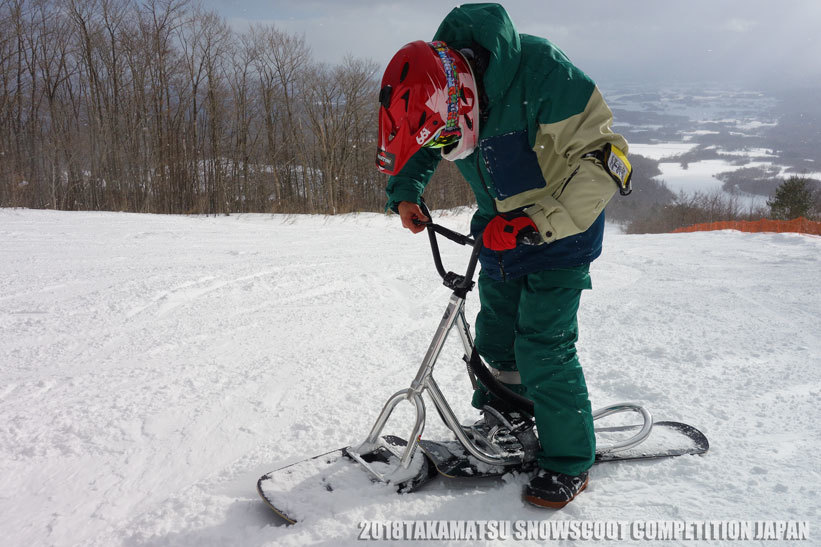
[{"x1": 0, "y1": 208, "x2": 818, "y2": 546}]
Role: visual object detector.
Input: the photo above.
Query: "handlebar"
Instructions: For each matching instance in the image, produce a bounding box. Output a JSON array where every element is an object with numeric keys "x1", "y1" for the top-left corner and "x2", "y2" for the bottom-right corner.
[
  {"x1": 413, "y1": 201, "x2": 543, "y2": 294},
  {"x1": 417, "y1": 200, "x2": 482, "y2": 295}
]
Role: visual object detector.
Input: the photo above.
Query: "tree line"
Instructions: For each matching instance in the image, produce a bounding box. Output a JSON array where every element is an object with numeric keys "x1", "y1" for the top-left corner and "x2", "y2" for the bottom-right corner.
[
  {"x1": 7, "y1": 0, "x2": 811, "y2": 228},
  {"x1": 0, "y1": 0, "x2": 473, "y2": 215}
]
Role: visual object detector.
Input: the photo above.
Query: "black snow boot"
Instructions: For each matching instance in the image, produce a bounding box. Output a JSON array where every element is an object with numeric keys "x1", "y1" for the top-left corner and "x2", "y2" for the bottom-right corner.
[{"x1": 524, "y1": 469, "x2": 589, "y2": 509}]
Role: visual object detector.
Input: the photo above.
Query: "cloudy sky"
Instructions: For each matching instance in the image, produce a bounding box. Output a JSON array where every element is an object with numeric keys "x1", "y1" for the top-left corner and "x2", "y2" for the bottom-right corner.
[{"x1": 202, "y1": 0, "x2": 821, "y2": 87}]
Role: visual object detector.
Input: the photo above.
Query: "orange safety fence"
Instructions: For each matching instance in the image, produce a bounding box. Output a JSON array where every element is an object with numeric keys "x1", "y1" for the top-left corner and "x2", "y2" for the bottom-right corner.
[{"x1": 672, "y1": 217, "x2": 821, "y2": 235}]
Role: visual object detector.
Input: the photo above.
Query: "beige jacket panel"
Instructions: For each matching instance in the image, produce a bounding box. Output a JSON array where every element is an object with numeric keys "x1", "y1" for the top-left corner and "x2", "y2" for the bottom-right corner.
[{"x1": 495, "y1": 87, "x2": 628, "y2": 243}]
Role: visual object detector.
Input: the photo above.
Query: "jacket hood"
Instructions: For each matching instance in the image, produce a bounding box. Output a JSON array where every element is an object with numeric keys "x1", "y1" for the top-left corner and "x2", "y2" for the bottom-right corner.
[{"x1": 432, "y1": 3, "x2": 521, "y2": 102}]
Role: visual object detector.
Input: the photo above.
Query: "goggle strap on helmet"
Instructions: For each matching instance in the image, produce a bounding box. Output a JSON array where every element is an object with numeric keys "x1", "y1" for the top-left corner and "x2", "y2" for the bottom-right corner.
[{"x1": 426, "y1": 41, "x2": 462, "y2": 148}]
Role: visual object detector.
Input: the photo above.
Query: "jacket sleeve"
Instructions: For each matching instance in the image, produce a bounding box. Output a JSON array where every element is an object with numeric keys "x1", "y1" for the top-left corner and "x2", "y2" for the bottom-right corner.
[
  {"x1": 385, "y1": 147, "x2": 442, "y2": 212},
  {"x1": 525, "y1": 86, "x2": 629, "y2": 243}
]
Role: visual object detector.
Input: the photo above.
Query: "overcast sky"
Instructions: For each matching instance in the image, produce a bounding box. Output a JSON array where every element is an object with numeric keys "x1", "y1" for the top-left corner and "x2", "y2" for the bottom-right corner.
[{"x1": 202, "y1": 1, "x2": 821, "y2": 88}]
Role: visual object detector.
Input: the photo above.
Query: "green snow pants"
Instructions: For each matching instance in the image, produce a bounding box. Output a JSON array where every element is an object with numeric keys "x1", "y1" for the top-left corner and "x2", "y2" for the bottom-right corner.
[{"x1": 472, "y1": 266, "x2": 595, "y2": 476}]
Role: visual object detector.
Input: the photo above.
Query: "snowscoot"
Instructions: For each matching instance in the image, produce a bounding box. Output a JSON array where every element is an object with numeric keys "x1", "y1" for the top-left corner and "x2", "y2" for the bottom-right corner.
[{"x1": 257, "y1": 204, "x2": 708, "y2": 523}]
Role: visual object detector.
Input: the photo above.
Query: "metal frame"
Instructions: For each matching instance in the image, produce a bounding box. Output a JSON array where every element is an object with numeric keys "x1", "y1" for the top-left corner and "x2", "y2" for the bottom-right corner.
[{"x1": 348, "y1": 210, "x2": 654, "y2": 484}]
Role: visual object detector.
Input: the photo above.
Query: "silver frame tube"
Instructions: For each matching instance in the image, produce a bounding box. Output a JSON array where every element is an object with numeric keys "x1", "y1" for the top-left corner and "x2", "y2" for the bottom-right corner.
[
  {"x1": 352, "y1": 291, "x2": 655, "y2": 484},
  {"x1": 593, "y1": 403, "x2": 654, "y2": 453}
]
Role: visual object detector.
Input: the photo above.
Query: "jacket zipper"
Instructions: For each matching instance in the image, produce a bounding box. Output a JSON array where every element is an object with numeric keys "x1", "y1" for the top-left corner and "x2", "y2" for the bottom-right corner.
[
  {"x1": 554, "y1": 165, "x2": 580, "y2": 200},
  {"x1": 475, "y1": 152, "x2": 507, "y2": 281}
]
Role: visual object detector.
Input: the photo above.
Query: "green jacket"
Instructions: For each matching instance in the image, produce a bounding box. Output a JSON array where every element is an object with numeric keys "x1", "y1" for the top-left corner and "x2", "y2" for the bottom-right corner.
[{"x1": 386, "y1": 3, "x2": 629, "y2": 279}]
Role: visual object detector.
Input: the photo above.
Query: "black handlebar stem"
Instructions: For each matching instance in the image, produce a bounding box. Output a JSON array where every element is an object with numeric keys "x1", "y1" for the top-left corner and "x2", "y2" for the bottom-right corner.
[{"x1": 417, "y1": 199, "x2": 481, "y2": 296}]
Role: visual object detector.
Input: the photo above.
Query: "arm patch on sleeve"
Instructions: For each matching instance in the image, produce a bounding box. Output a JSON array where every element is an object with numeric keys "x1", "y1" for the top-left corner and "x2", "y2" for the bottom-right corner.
[{"x1": 602, "y1": 143, "x2": 632, "y2": 196}]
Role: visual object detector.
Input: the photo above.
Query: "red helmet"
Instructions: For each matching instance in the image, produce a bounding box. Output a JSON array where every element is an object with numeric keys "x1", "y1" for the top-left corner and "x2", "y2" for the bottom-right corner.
[{"x1": 376, "y1": 40, "x2": 479, "y2": 176}]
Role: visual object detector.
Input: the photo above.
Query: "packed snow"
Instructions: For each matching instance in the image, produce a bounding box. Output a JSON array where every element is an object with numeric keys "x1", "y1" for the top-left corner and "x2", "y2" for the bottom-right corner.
[{"x1": 1, "y1": 208, "x2": 819, "y2": 546}]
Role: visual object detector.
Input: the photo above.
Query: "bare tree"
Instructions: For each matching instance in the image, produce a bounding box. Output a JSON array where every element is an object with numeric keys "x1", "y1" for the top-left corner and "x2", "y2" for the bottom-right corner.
[
  {"x1": 251, "y1": 24, "x2": 312, "y2": 212},
  {"x1": 0, "y1": 0, "x2": 468, "y2": 216}
]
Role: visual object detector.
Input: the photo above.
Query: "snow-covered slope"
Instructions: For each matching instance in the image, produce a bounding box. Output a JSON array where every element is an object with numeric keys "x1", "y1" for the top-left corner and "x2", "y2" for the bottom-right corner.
[{"x1": 1, "y1": 208, "x2": 818, "y2": 546}]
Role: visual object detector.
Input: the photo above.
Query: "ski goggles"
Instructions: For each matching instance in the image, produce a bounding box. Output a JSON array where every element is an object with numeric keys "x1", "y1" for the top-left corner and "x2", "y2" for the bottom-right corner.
[{"x1": 423, "y1": 125, "x2": 461, "y2": 149}]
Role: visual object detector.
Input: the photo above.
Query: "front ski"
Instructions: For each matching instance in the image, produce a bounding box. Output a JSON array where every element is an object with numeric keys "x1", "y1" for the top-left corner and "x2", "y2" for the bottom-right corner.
[
  {"x1": 256, "y1": 435, "x2": 435, "y2": 524},
  {"x1": 418, "y1": 421, "x2": 709, "y2": 479}
]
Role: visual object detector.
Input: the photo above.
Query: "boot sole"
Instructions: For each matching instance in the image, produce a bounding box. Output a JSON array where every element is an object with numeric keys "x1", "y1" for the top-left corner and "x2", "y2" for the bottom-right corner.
[{"x1": 524, "y1": 476, "x2": 589, "y2": 509}]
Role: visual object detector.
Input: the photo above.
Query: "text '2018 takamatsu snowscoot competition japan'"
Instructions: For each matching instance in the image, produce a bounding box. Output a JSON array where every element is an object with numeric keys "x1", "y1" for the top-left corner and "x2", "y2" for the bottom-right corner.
[
  {"x1": 257, "y1": 201, "x2": 709, "y2": 524},
  {"x1": 258, "y1": 4, "x2": 709, "y2": 524}
]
